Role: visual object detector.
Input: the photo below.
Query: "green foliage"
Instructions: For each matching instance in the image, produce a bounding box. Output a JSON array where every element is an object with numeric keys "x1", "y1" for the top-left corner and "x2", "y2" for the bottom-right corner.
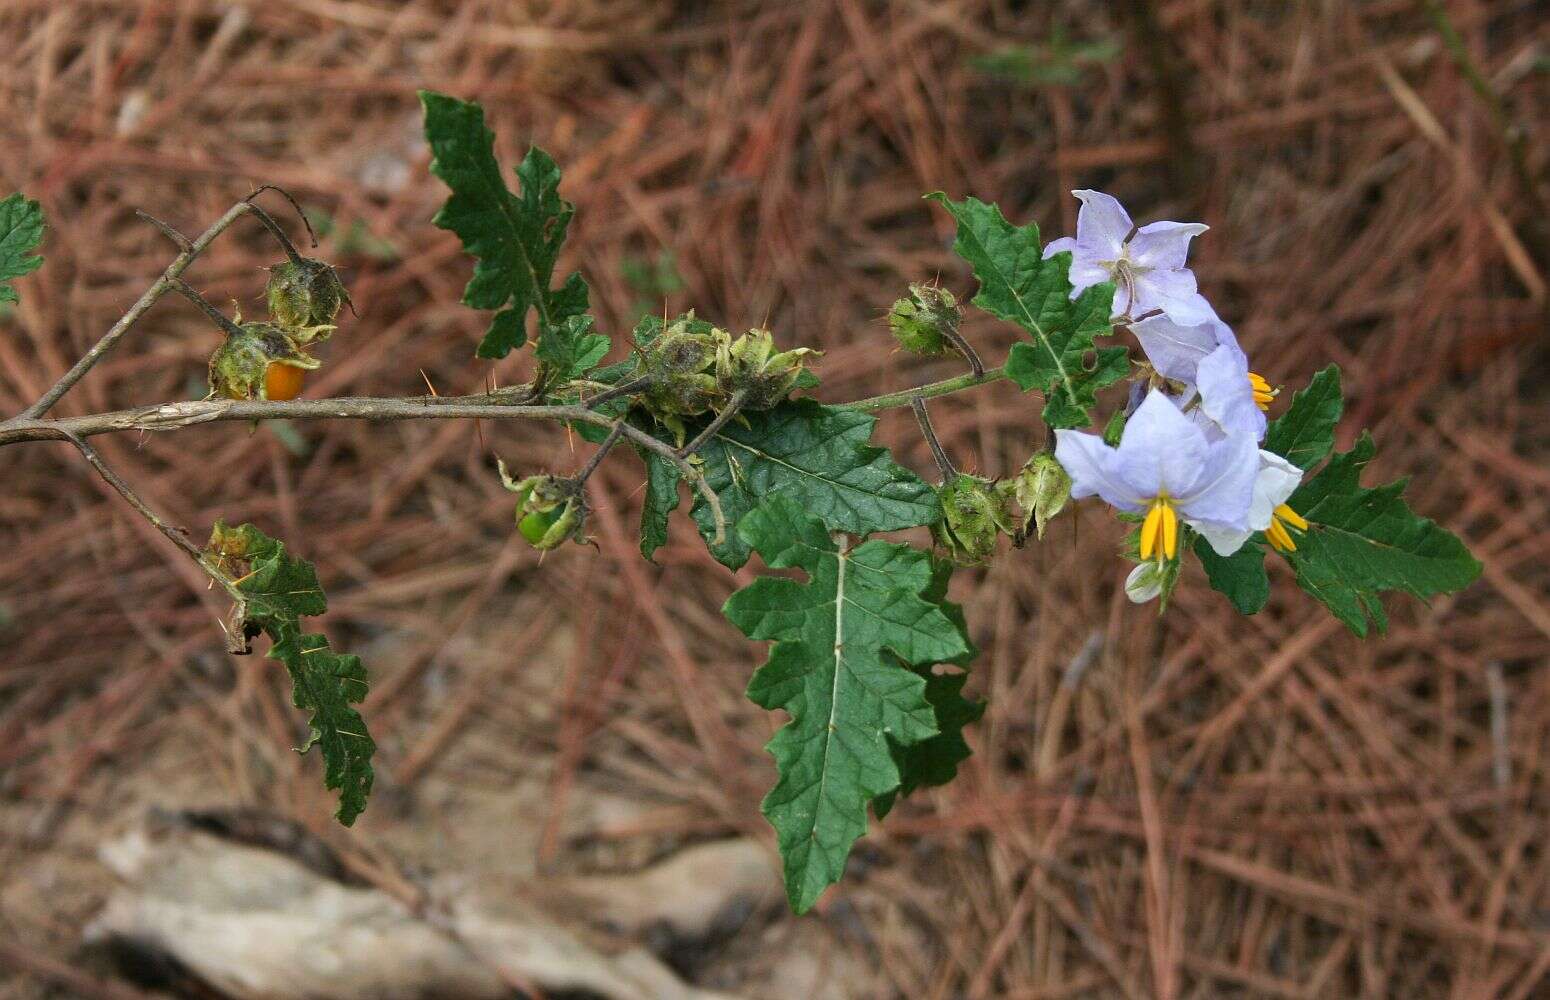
[
  {"x1": 421, "y1": 91, "x2": 590, "y2": 361},
  {"x1": 1194, "y1": 535, "x2": 1271, "y2": 615},
  {"x1": 536, "y1": 314, "x2": 610, "y2": 385},
  {"x1": 1284, "y1": 435, "x2": 1481, "y2": 636},
  {"x1": 723, "y1": 496, "x2": 974, "y2": 912},
  {"x1": 0, "y1": 193, "x2": 45, "y2": 305},
  {"x1": 208, "y1": 523, "x2": 374, "y2": 825},
  {"x1": 925, "y1": 193, "x2": 1117, "y2": 428},
  {"x1": 643, "y1": 399, "x2": 939, "y2": 569},
  {"x1": 1263, "y1": 366, "x2": 1343, "y2": 470}
]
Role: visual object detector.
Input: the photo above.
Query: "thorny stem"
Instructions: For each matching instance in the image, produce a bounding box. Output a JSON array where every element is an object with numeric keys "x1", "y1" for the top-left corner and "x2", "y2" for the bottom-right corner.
[
  {"x1": 171, "y1": 280, "x2": 247, "y2": 338},
  {"x1": 842, "y1": 365, "x2": 1007, "y2": 412},
  {"x1": 247, "y1": 184, "x2": 320, "y2": 249},
  {"x1": 573, "y1": 423, "x2": 625, "y2": 487},
  {"x1": 242, "y1": 200, "x2": 309, "y2": 267},
  {"x1": 582, "y1": 374, "x2": 654, "y2": 409},
  {"x1": 22, "y1": 199, "x2": 258, "y2": 419},
  {"x1": 911, "y1": 395, "x2": 957, "y2": 481},
  {"x1": 677, "y1": 388, "x2": 749, "y2": 458},
  {"x1": 43, "y1": 429, "x2": 253, "y2": 653},
  {"x1": 938, "y1": 321, "x2": 985, "y2": 378}
]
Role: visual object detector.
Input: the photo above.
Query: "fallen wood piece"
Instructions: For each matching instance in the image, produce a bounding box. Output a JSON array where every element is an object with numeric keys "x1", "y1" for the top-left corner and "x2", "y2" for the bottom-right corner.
[{"x1": 86, "y1": 815, "x2": 742, "y2": 1000}]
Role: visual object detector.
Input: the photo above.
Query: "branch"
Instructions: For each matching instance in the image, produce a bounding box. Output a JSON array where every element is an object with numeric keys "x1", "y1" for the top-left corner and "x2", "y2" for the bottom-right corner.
[
  {"x1": 22, "y1": 200, "x2": 258, "y2": 419},
  {"x1": 839, "y1": 365, "x2": 1007, "y2": 412},
  {"x1": 39, "y1": 428, "x2": 254, "y2": 653}
]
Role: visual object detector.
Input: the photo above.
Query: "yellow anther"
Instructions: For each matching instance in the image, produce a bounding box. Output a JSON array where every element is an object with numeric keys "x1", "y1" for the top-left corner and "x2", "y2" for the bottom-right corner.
[
  {"x1": 1248, "y1": 371, "x2": 1278, "y2": 411},
  {"x1": 1265, "y1": 503, "x2": 1308, "y2": 552},
  {"x1": 1139, "y1": 497, "x2": 1178, "y2": 562}
]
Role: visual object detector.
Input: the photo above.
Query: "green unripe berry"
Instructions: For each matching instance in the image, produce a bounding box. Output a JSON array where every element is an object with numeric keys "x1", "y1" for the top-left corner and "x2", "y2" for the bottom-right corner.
[{"x1": 932, "y1": 473, "x2": 1019, "y2": 565}]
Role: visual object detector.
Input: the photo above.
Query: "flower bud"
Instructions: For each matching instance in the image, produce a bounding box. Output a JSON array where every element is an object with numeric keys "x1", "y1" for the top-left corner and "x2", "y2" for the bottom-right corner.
[
  {"x1": 497, "y1": 462, "x2": 586, "y2": 550},
  {"x1": 714, "y1": 328, "x2": 820, "y2": 410},
  {"x1": 207, "y1": 321, "x2": 321, "y2": 400},
  {"x1": 1011, "y1": 452, "x2": 1072, "y2": 539},
  {"x1": 932, "y1": 474, "x2": 1019, "y2": 565},
  {"x1": 266, "y1": 258, "x2": 349, "y2": 331},
  {"x1": 1124, "y1": 562, "x2": 1164, "y2": 604},
  {"x1": 888, "y1": 283, "x2": 961, "y2": 356}
]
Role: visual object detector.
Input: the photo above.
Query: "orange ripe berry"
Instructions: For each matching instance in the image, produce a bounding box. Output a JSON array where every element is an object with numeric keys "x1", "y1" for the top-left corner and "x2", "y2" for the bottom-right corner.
[{"x1": 264, "y1": 362, "x2": 306, "y2": 401}]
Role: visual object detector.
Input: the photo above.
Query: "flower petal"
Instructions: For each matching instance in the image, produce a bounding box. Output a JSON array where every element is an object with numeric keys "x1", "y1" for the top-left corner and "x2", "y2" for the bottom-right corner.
[
  {"x1": 1072, "y1": 190, "x2": 1132, "y2": 257},
  {"x1": 1053, "y1": 430, "x2": 1146, "y2": 513},
  {"x1": 1176, "y1": 430, "x2": 1258, "y2": 529},
  {"x1": 1042, "y1": 235, "x2": 1079, "y2": 260},
  {"x1": 1248, "y1": 450, "x2": 1303, "y2": 530},
  {"x1": 1129, "y1": 220, "x2": 1208, "y2": 270},
  {"x1": 1197, "y1": 342, "x2": 1267, "y2": 441},
  {"x1": 1193, "y1": 521, "x2": 1252, "y2": 557},
  {"x1": 1130, "y1": 313, "x2": 1220, "y2": 383},
  {"x1": 1132, "y1": 270, "x2": 1214, "y2": 326},
  {"x1": 1114, "y1": 389, "x2": 1207, "y2": 499}
]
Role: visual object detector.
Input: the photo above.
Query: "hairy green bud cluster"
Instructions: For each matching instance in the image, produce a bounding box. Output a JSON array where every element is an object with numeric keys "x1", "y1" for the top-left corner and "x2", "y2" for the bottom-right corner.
[
  {"x1": 498, "y1": 462, "x2": 586, "y2": 551},
  {"x1": 637, "y1": 318, "x2": 722, "y2": 419},
  {"x1": 266, "y1": 257, "x2": 350, "y2": 331},
  {"x1": 932, "y1": 473, "x2": 1020, "y2": 565},
  {"x1": 1011, "y1": 452, "x2": 1072, "y2": 539},
  {"x1": 715, "y1": 328, "x2": 820, "y2": 410},
  {"x1": 888, "y1": 283, "x2": 961, "y2": 356},
  {"x1": 206, "y1": 320, "x2": 322, "y2": 400}
]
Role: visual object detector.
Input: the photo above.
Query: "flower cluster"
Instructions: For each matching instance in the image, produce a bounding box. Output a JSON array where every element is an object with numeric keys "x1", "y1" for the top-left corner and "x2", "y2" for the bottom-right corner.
[{"x1": 1045, "y1": 191, "x2": 1309, "y2": 603}]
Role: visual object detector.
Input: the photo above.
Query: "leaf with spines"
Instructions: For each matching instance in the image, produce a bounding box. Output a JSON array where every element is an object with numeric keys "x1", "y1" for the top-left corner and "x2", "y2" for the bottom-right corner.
[
  {"x1": 421, "y1": 91, "x2": 590, "y2": 361},
  {"x1": 925, "y1": 193, "x2": 1117, "y2": 428},
  {"x1": 642, "y1": 399, "x2": 939, "y2": 569},
  {"x1": 1283, "y1": 435, "x2": 1481, "y2": 636},
  {"x1": 1263, "y1": 365, "x2": 1343, "y2": 470},
  {"x1": 208, "y1": 523, "x2": 375, "y2": 825},
  {"x1": 724, "y1": 496, "x2": 973, "y2": 912},
  {"x1": 0, "y1": 193, "x2": 44, "y2": 305}
]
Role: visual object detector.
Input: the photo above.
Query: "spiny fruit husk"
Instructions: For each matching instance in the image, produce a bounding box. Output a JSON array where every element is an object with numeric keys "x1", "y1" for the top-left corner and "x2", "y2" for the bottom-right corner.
[
  {"x1": 888, "y1": 283, "x2": 961, "y2": 356},
  {"x1": 266, "y1": 257, "x2": 350, "y2": 331},
  {"x1": 497, "y1": 461, "x2": 587, "y2": 550},
  {"x1": 932, "y1": 473, "x2": 1020, "y2": 565},
  {"x1": 714, "y1": 328, "x2": 820, "y2": 410},
  {"x1": 635, "y1": 317, "x2": 725, "y2": 421},
  {"x1": 207, "y1": 322, "x2": 321, "y2": 401},
  {"x1": 1011, "y1": 452, "x2": 1072, "y2": 539}
]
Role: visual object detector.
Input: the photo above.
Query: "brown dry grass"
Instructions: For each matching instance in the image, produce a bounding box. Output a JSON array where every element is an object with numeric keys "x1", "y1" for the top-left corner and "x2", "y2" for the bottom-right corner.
[{"x1": 1, "y1": 1, "x2": 1547, "y2": 997}]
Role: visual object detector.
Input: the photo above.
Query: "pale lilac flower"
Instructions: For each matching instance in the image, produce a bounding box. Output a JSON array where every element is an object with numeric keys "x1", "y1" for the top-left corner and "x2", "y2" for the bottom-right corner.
[
  {"x1": 1055, "y1": 390, "x2": 1258, "y2": 562},
  {"x1": 1193, "y1": 450, "x2": 1303, "y2": 556},
  {"x1": 1131, "y1": 312, "x2": 1270, "y2": 441},
  {"x1": 1043, "y1": 190, "x2": 1213, "y2": 324}
]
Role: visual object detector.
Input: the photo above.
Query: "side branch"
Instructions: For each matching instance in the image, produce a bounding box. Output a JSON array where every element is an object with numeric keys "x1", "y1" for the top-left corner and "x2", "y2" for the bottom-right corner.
[{"x1": 23, "y1": 200, "x2": 258, "y2": 419}]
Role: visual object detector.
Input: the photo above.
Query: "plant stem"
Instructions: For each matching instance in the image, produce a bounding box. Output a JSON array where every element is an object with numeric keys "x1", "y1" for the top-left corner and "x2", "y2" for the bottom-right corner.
[
  {"x1": 583, "y1": 375, "x2": 653, "y2": 409},
  {"x1": 171, "y1": 280, "x2": 247, "y2": 338},
  {"x1": 677, "y1": 389, "x2": 748, "y2": 458},
  {"x1": 574, "y1": 422, "x2": 625, "y2": 486},
  {"x1": 911, "y1": 395, "x2": 957, "y2": 480},
  {"x1": 841, "y1": 365, "x2": 1007, "y2": 412},
  {"x1": 23, "y1": 200, "x2": 257, "y2": 418}
]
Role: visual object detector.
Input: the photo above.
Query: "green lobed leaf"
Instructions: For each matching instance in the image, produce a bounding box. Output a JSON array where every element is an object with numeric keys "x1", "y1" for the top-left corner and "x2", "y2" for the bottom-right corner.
[
  {"x1": 420, "y1": 91, "x2": 591, "y2": 360},
  {"x1": 643, "y1": 399, "x2": 940, "y2": 569},
  {"x1": 925, "y1": 193, "x2": 1116, "y2": 428},
  {"x1": 874, "y1": 558, "x2": 982, "y2": 818},
  {"x1": 211, "y1": 523, "x2": 375, "y2": 825},
  {"x1": 1193, "y1": 534, "x2": 1270, "y2": 615},
  {"x1": 0, "y1": 193, "x2": 45, "y2": 305},
  {"x1": 639, "y1": 443, "x2": 681, "y2": 562},
  {"x1": 1284, "y1": 435, "x2": 1481, "y2": 636},
  {"x1": 536, "y1": 314, "x2": 610, "y2": 384},
  {"x1": 724, "y1": 496, "x2": 973, "y2": 912},
  {"x1": 1264, "y1": 365, "x2": 1343, "y2": 470}
]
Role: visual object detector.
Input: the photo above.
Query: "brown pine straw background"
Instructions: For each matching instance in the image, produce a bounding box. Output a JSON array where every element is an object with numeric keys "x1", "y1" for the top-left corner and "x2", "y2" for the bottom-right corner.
[{"x1": 0, "y1": 1, "x2": 1546, "y2": 997}]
